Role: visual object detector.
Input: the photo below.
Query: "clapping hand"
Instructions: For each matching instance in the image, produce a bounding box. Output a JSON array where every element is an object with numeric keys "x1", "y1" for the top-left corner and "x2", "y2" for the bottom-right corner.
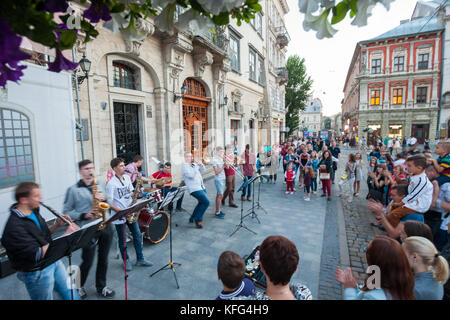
[
  {"x1": 367, "y1": 199, "x2": 384, "y2": 216},
  {"x1": 336, "y1": 267, "x2": 358, "y2": 289}
]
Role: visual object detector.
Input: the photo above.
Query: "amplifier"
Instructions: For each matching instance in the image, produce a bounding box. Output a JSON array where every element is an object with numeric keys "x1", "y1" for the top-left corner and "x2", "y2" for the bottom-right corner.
[{"x1": 0, "y1": 254, "x2": 16, "y2": 278}]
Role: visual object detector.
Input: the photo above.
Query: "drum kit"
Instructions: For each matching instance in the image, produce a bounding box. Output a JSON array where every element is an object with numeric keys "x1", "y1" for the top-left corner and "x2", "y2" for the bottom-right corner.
[{"x1": 138, "y1": 188, "x2": 169, "y2": 244}]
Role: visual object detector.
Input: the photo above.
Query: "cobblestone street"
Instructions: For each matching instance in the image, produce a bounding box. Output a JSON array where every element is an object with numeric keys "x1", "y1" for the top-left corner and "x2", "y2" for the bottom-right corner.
[{"x1": 337, "y1": 147, "x2": 384, "y2": 282}]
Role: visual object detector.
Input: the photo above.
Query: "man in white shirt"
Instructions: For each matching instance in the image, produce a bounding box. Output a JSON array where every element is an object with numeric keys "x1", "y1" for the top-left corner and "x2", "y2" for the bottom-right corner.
[
  {"x1": 182, "y1": 153, "x2": 210, "y2": 228},
  {"x1": 410, "y1": 136, "x2": 417, "y2": 146},
  {"x1": 212, "y1": 146, "x2": 227, "y2": 219},
  {"x1": 106, "y1": 157, "x2": 153, "y2": 271}
]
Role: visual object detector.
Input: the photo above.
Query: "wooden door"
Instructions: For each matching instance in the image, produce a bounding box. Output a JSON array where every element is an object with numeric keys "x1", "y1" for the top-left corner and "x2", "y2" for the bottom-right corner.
[{"x1": 411, "y1": 124, "x2": 429, "y2": 144}]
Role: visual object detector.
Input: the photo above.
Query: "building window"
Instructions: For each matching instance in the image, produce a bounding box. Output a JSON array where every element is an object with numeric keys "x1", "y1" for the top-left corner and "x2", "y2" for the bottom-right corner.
[
  {"x1": 113, "y1": 62, "x2": 136, "y2": 89},
  {"x1": 392, "y1": 88, "x2": 403, "y2": 104},
  {"x1": 416, "y1": 87, "x2": 428, "y2": 104},
  {"x1": 258, "y1": 56, "x2": 265, "y2": 85},
  {"x1": 393, "y1": 56, "x2": 404, "y2": 72},
  {"x1": 0, "y1": 108, "x2": 35, "y2": 188},
  {"x1": 370, "y1": 90, "x2": 380, "y2": 105},
  {"x1": 256, "y1": 13, "x2": 263, "y2": 35},
  {"x1": 371, "y1": 59, "x2": 381, "y2": 74},
  {"x1": 229, "y1": 32, "x2": 240, "y2": 72},
  {"x1": 249, "y1": 49, "x2": 257, "y2": 81},
  {"x1": 418, "y1": 53, "x2": 429, "y2": 70}
]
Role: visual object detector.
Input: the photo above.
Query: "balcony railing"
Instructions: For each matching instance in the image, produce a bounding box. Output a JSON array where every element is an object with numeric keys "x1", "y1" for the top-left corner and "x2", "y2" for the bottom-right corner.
[{"x1": 275, "y1": 26, "x2": 290, "y2": 49}]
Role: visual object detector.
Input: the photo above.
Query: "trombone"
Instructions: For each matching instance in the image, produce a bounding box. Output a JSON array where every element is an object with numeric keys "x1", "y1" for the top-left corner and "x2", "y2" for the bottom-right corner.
[{"x1": 224, "y1": 153, "x2": 245, "y2": 180}]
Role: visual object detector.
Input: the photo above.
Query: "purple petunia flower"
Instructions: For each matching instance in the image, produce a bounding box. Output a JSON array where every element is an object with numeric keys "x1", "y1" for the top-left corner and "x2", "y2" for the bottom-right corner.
[
  {"x1": 44, "y1": 0, "x2": 69, "y2": 13},
  {"x1": 83, "y1": 0, "x2": 112, "y2": 23},
  {"x1": 47, "y1": 49, "x2": 78, "y2": 73},
  {"x1": 0, "y1": 18, "x2": 32, "y2": 88}
]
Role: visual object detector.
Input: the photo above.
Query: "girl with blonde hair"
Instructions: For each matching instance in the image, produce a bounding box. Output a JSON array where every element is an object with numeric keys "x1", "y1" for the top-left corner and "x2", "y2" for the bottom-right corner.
[{"x1": 402, "y1": 236, "x2": 449, "y2": 300}]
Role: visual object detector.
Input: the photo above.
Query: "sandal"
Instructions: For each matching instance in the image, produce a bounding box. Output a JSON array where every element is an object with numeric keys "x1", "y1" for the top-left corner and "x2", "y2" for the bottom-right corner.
[{"x1": 354, "y1": 193, "x2": 359, "y2": 197}]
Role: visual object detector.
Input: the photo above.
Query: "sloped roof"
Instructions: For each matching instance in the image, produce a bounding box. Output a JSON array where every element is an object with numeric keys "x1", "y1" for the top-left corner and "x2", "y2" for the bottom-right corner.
[{"x1": 364, "y1": 15, "x2": 443, "y2": 42}]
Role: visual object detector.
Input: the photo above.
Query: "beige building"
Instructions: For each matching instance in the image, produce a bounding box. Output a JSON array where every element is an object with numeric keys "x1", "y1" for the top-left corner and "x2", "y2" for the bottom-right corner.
[
  {"x1": 298, "y1": 98, "x2": 323, "y2": 138},
  {"x1": 69, "y1": 2, "x2": 289, "y2": 181}
]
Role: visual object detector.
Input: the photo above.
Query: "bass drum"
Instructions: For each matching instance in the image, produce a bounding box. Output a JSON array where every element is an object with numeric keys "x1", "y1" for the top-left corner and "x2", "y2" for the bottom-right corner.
[{"x1": 138, "y1": 209, "x2": 170, "y2": 244}]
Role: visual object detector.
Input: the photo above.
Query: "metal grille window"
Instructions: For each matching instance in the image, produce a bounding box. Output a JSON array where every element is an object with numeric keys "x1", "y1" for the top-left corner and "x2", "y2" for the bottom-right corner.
[
  {"x1": 229, "y1": 32, "x2": 240, "y2": 71},
  {"x1": 0, "y1": 108, "x2": 35, "y2": 188},
  {"x1": 392, "y1": 88, "x2": 403, "y2": 104},
  {"x1": 418, "y1": 53, "x2": 429, "y2": 70},
  {"x1": 113, "y1": 62, "x2": 135, "y2": 90},
  {"x1": 371, "y1": 59, "x2": 381, "y2": 74},
  {"x1": 393, "y1": 56, "x2": 404, "y2": 72},
  {"x1": 370, "y1": 90, "x2": 380, "y2": 105},
  {"x1": 416, "y1": 87, "x2": 428, "y2": 104}
]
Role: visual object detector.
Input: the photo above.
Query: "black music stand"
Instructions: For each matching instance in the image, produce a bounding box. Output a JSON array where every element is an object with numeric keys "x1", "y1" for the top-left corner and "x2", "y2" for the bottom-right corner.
[
  {"x1": 244, "y1": 175, "x2": 262, "y2": 224},
  {"x1": 230, "y1": 178, "x2": 257, "y2": 237},
  {"x1": 104, "y1": 199, "x2": 153, "y2": 300},
  {"x1": 33, "y1": 218, "x2": 102, "y2": 300},
  {"x1": 255, "y1": 175, "x2": 268, "y2": 215},
  {"x1": 149, "y1": 187, "x2": 185, "y2": 289}
]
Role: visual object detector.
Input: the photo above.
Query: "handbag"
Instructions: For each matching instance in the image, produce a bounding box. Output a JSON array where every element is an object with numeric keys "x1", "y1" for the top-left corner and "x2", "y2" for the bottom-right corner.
[
  {"x1": 340, "y1": 173, "x2": 348, "y2": 180},
  {"x1": 319, "y1": 172, "x2": 330, "y2": 180}
]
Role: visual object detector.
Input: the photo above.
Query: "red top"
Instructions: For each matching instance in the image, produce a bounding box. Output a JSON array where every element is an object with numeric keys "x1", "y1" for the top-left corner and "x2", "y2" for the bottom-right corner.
[
  {"x1": 285, "y1": 170, "x2": 295, "y2": 181},
  {"x1": 224, "y1": 154, "x2": 235, "y2": 176},
  {"x1": 152, "y1": 170, "x2": 172, "y2": 188}
]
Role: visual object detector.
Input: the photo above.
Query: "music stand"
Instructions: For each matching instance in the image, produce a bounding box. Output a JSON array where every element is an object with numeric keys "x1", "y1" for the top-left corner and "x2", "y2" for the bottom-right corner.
[
  {"x1": 104, "y1": 199, "x2": 152, "y2": 300},
  {"x1": 149, "y1": 187, "x2": 185, "y2": 289},
  {"x1": 230, "y1": 178, "x2": 257, "y2": 237},
  {"x1": 244, "y1": 175, "x2": 262, "y2": 224},
  {"x1": 33, "y1": 218, "x2": 102, "y2": 300},
  {"x1": 255, "y1": 175, "x2": 268, "y2": 215}
]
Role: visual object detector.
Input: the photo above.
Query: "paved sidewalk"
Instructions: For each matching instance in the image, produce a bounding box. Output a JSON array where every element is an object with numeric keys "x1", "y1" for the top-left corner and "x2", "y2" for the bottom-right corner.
[{"x1": 0, "y1": 164, "x2": 331, "y2": 300}]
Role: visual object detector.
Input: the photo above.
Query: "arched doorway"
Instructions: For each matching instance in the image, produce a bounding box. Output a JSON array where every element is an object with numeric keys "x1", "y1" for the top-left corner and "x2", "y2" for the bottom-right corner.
[{"x1": 182, "y1": 78, "x2": 210, "y2": 159}]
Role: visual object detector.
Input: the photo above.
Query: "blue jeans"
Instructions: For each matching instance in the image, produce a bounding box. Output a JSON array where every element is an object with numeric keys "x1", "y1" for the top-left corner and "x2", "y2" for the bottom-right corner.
[
  {"x1": 17, "y1": 260, "x2": 80, "y2": 300},
  {"x1": 242, "y1": 176, "x2": 253, "y2": 198},
  {"x1": 311, "y1": 177, "x2": 318, "y2": 192},
  {"x1": 163, "y1": 187, "x2": 184, "y2": 211},
  {"x1": 115, "y1": 222, "x2": 144, "y2": 262},
  {"x1": 190, "y1": 190, "x2": 210, "y2": 222}
]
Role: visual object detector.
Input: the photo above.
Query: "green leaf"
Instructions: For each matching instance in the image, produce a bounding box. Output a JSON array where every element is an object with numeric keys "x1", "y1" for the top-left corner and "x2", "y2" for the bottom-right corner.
[
  {"x1": 58, "y1": 30, "x2": 77, "y2": 49},
  {"x1": 331, "y1": 1, "x2": 349, "y2": 25},
  {"x1": 110, "y1": 3, "x2": 126, "y2": 13},
  {"x1": 212, "y1": 12, "x2": 230, "y2": 25}
]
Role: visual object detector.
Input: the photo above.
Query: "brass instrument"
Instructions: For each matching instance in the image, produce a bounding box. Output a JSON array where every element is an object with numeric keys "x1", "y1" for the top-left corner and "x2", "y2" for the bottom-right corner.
[
  {"x1": 127, "y1": 171, "x2": 143, "y2": 223},
  {"x1": 92, "y1": 174, "x2": 110, "y2": 231},
  {"x1": 224, "y1": 153, "x2": 245, "y2": 180}
]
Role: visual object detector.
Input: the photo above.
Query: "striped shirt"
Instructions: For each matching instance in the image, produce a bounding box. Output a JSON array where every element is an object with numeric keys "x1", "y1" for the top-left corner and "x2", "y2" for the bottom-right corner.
[
  {"x1": 437, "y1": 154, "x2": 450, "y2": 177},
  {"x1": 403, "y1": 173, "x2": 433, "y2": 213}
]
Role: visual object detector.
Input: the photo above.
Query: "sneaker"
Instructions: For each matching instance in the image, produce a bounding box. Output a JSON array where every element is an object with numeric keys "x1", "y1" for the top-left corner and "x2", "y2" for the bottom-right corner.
[
  {"x1": 241, "y1": 196, "x2": 246, "y2": 201},
  {"x1": 293, "y1": 188, "x2": 296, "y2": 192},
  {"x1": 78, "y1": 287, "x2": 87, "y2": 300},
  {"x1": 215, "y1": 212, "x2": 225, "y2": 219},
  {"x1": 229, "y1": 203, "x2": 238, "y2": 208},
  {"x1": 305, "y1": 197, "x2": 310, "y2": 201},
  {"x1": 285, "y1": 191, "x2": 289, "y2": 194},
  {"x1": 247, "y1": 198, "x2": 252, "y2": 201},
  {"x1": 321, "y1": 194, "x2": 326, "y2": 197},
  {"x1": 327, "y1": 197, "x2": 331, "y2": 201},
  {"x1": 135, "y1": 259, "x2": 153, "y2": 267},
  {"x1": 283, "y1": 181, "x2": 286, "y2": 184},
  {"x1": 97, "y1": 286, "x2": 115, "y2": 299},
  {"x1": 195, "y1": 221, "x2": 203, "y2": 228}
]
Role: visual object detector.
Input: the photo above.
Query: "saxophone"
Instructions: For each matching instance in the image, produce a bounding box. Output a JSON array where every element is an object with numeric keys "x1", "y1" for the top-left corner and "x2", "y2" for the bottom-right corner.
[
  {"x1": 127, "y1": 171, "x2": 143, "y2": 223},
  {"x1": 92, "y1": 174, "x2": 110, "y2": 230}
]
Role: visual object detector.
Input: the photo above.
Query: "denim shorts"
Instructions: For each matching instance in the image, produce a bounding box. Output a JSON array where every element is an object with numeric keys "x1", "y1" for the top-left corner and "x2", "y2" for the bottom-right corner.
[{"x1": 215, "y1": 179, "x2": 226, "y2": 195}]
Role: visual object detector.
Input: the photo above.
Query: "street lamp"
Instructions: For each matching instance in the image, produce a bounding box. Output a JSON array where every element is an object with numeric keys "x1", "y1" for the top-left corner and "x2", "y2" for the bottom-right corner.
[
  {"x1": 74, "y1": 54, "x2": 91, "y2": 85},
  {"x1": 173, "y1": 85, "x2": 187, "y2": 102},
  {"x1": 219, "y1": 95, "x2": 228, "y2": 108}
]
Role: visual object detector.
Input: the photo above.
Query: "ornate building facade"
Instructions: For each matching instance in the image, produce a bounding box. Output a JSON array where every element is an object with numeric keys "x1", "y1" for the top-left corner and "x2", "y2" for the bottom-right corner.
[{"x1": 343, "y1": 10, "x2": 444, "y2": 145}]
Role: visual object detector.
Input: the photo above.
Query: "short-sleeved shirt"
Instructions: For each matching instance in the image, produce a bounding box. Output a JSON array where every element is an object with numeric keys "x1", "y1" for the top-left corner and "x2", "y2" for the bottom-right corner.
[
  {"x1": 212, "y1": 156, "x2": 226, "y2": 181},
  {"x1": 106, "y1": 174, "x2": 134, "y2": 225},
  {"x1": 152, "y1": 170, "x2": 172, "y2": 188},
  {"x1": 437, "y1": 154, "x2": 450, "y2": 178},
  {"x1": 329, "y1": 147, "x2": 341, "y2": 161},
  {"x1": 403, "y1": 173, "x2": 433, "y2": 213}
]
